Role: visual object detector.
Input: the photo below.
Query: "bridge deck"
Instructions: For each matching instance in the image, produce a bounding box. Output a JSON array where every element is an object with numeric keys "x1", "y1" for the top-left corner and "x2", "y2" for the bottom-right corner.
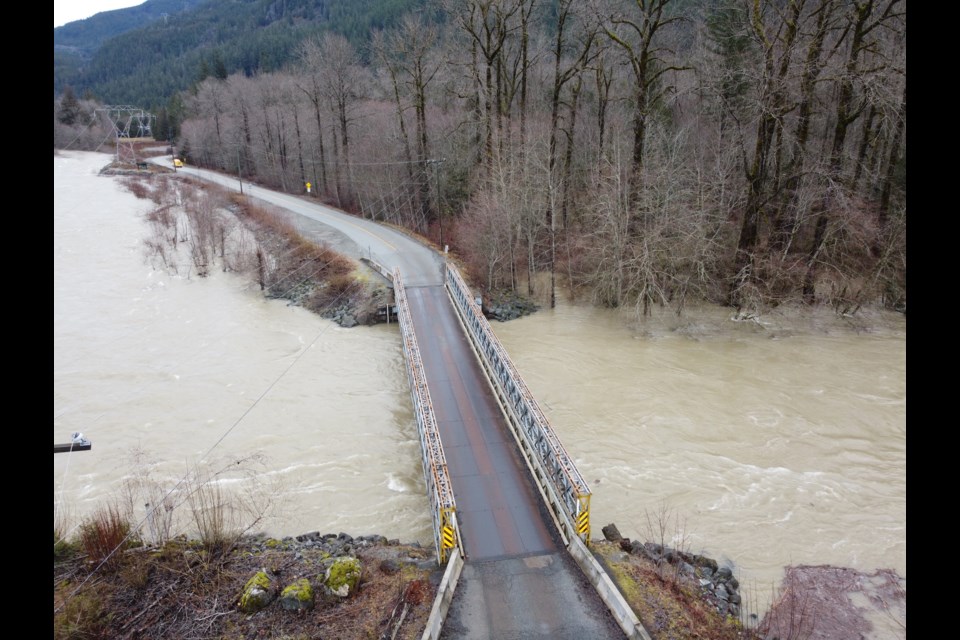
[
  {"x1": 406, "y1": 286, "x2": 622, "y2": 638},
  {"x1": 407, "y1": 286, "x2": 555, "y2": 560}
]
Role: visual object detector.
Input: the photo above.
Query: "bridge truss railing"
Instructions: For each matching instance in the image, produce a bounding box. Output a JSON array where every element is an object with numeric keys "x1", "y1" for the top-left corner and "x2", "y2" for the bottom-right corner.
[
  {"x1": 393, "y1": 267, "x2": 463, "y2": 564},
  {"x1": 444, "y1": 263, "x2": 592, "y2": 545}
]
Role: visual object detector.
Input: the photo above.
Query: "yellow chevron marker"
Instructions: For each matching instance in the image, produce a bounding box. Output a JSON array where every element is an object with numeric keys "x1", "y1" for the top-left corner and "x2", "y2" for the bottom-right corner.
[
  {"x1": 442, "y1": 526, "x2": 456, "y2": 549},
  {"x1": 577, "y1": 510, "x2": 590, "y2": 536}
]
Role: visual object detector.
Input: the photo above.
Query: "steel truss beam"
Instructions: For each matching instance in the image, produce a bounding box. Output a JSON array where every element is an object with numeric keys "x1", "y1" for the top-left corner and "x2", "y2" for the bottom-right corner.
[{"x1": 393, "y1": 268, "x2": 463, "y2": 564}]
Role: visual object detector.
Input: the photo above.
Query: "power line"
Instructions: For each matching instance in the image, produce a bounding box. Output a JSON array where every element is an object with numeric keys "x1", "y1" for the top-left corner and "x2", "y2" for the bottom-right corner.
[{"x1": 55, "y1": 277, "x2": 359, "y2": 611}]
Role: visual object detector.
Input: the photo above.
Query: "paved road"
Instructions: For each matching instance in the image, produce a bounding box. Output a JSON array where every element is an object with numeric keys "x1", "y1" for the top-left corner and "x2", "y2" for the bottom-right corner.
[
  {"x1": 166, "y1": 160, "x2": 623, "y2": 638},
  {"x1": 162, "y1": 158, "x2": 444, "y2": 286}
]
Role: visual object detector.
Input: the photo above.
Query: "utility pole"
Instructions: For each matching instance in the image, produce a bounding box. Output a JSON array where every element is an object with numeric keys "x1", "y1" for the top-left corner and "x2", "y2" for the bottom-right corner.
[
  {"x1": 237, "y1": 147, "x2": 243, "y2": 194},
  {"x1": 427, "y1": 158, "x2": 446, "y2": 249}
]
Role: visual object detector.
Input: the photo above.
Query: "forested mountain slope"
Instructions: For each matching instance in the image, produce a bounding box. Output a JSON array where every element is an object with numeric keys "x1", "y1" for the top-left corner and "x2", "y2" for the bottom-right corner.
[{"x1": 54, "y1": 0, "x2": 421, "y2": 107}]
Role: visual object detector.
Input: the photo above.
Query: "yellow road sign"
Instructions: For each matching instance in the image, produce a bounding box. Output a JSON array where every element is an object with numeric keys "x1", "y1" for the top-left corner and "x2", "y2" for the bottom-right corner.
[
  {"x1": 442, "y1": 525, "x2": 456, "y2": 549},
  {"x1": 576, "y1": 509, "x2": 590, "y2": 536}
]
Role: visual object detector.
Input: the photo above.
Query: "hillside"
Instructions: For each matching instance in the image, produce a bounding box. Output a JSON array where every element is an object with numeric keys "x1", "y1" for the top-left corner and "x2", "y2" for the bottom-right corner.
[
  {"x1": 54, "y1": 0, "x2": 208, "y2": 51},
  {"x1": 53, "y1": 0, "x2": 423, "y2": 107}
]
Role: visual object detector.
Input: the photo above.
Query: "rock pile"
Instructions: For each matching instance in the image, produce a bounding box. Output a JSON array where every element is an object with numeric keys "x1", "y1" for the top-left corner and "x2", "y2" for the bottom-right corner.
[
  {"x1": 601, "y1": 523, "x2": 745, "y2": 619},
  {"x1": 236, "y1": 531, "x2": 437, "y2": 616},
  {"x1": 484, "y1": 292, "x2": 539, "y2": 322}
]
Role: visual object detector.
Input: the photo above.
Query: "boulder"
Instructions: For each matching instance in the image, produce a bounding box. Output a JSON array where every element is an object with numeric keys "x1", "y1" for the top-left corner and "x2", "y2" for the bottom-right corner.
[
  {"x1": 280, "y1": 578, "x2": 315, "y2": 611},
  {"x1": 238, "y1": 569, "x2": 275, "y2": 614},
  {"x1": 325, "y1": 557, "x2": 362, "y2": 598},
  {"x1": 601, "y1": 524, "x2": 623, "y2": 542},
  {"x1": 691, "y1": 554, "x2": 719, "y2": 572},
  {"x1": 379, "y1": 559, "x2": 401, "y2": 575}
]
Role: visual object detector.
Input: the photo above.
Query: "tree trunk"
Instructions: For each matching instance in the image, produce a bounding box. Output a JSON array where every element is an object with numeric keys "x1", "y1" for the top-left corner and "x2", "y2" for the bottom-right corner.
[
  {"x1": 560, "y1": 75, "x2": 582, "y2": 230},
  {"x1": 772, "y1": 0, "x2": 836, "y2": 252},
  {"x1": 878, "y1": 83, "x2": 906, "y2": 227},
  {"x1": 730, "y1": 0, "x2": 802, "y2": 305},
  {"x1": 311, "y1": 100, "x2": 328, "y2": 194},
  {"x1": 293, "y1": 103, "x2": 306, "y2": 188},
  {"x1": 803, "y1": 0, "x2": 891, "y2": 302}
]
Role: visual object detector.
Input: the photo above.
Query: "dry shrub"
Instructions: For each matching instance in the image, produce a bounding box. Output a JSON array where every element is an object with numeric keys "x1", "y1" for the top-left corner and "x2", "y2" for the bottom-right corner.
[
  {"x1": 55, "y1": 508, "x2": 77, "y2": 560},
  {"x1": 119, "y1": 447, "x2": 180, "y2": 547},
  {"x1": 304, "y1": 272, "x2": 363, "y2": 313},
  {"x1": 186, "y1": 474, "x2": 233, "y2": 552},
  {"x1": 756, "y1": 565, "x2": 899, "y2": 640},
  {"x1": 120, "y1": 176, "x2": 150, "y2": 199},
  {"x1": 225, "y1": 194, "x2": 361, "y2": 304},
  {"x1": 79, "y1": 502, "x2": 133, "y2": 567},
  {"x1": 232, "y1": 198, "x2": 298, "y2": 238},
  {"x1": 642, "y1": 502, "x2": 691, "y2": 586},
  {"x1": 403, "y1": 579, "x2": 428, "y2": 606},
  {"x1": 184, "y1": 456, "x2": 277, "y2": 554},
  {"x1": 147, "y1": 175, "x2": 174, "y2": 206},
  {"x1": 308, "y1": 243, "x2": 355, "y2": 280}
]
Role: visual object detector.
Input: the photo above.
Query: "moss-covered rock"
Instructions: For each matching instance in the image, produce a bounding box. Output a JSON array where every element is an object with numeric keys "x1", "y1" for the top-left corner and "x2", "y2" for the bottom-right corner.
[
  {"x1": 325, "y1": 557, "x2": 361, "y2": 598},
  {"x1": 280, "y1": 578, "x2": 315, "y2": 611},
  {"x1": 238, "y1": 569, "x2": 275, "y2": 613}
]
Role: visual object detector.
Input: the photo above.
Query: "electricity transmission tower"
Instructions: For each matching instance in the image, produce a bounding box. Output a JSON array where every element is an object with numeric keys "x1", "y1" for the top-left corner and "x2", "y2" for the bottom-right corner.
[{"x1": 94, "y1": 106, "x2": 156, "y2": 164}]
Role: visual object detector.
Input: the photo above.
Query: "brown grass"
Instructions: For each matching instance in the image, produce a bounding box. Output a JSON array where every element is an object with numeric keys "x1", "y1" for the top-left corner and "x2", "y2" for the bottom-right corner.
[
  {"x1": 78, "y1": 502, "x2": 134, "y2": 568},
  {"x1": 119, "y1": 176, "x2": 151, "y2": 199},
  {"x1": 54, "y1": 590, "x2": 112, "y2": 640}
]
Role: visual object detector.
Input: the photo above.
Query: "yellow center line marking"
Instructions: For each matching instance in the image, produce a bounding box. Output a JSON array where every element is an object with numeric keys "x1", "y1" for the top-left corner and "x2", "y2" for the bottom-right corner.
[{"x1": 336, "y1": 216, "x2": 399, "y2": 252}]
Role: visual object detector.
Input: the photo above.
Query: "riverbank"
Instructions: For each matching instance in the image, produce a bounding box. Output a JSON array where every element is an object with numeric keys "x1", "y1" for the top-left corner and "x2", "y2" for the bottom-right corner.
[
  {"x1": 55, "y1": 521, "x2": 903, "y2": 639},
  {"x1": 51, "y1": 526, "x2": 754, "y2": 640},
  {"x1": 54, "y1": 530, "x2": 441, "y2": 640}
]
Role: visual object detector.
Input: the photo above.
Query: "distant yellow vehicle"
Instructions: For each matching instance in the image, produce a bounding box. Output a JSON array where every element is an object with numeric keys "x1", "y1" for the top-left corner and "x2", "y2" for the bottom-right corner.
[{"x1": 173, "y1": 158, "x2": 184, "y2": 168}]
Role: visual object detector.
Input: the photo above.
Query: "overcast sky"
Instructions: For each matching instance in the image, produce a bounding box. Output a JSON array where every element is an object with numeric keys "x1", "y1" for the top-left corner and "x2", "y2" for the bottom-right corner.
[{"x1": 55, "y1": 0, "x2": 145, "y2": 28}]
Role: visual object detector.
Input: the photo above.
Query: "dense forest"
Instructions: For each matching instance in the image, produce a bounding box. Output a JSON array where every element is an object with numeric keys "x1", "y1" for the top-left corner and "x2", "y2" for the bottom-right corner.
[{"x1": 54, "y1": 0, "x2": 907, "y2": 318}]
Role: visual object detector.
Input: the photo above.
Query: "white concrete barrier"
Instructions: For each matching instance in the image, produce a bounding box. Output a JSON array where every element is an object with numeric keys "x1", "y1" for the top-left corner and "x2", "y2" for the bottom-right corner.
[
  {"x1": 568, "y1": 538, "x2": 653, "y2": 640},
  {"x1": 420, "y1": 548, "x2": 464, "y2": 640}
]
